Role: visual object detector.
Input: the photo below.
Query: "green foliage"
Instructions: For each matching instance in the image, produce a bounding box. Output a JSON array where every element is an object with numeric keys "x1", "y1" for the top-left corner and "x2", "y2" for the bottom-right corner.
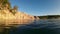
[
  {"x1": 38, "y1": 15, "x2": 60, "y2": 19},
  {"x1": 3, "y1": 0, "x2": 8, "y2": 4},
  {"x1": 12, "y1": 10, "x2": 17, "y2": 15},
  {"x1": 12, "y1": 6, "x2": 18, "y2": 15},
  {"x1": 14, "y1": 6, "x2": 18, "y2": 10},
  {"x1": 0, "y1": 0, "x2": 18, "y2": 15},
  {"x1": 0, "y1": 0, "x2": 8, "y2": 5},
  {"x1": 0, "y1": 0, "x2": 11, "y2": 9}
]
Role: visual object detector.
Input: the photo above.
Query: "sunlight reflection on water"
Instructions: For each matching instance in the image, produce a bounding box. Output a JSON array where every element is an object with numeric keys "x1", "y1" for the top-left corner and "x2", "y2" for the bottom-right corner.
[{"x1": 9, "y1": 19, "x2": 60, "y2": 34}]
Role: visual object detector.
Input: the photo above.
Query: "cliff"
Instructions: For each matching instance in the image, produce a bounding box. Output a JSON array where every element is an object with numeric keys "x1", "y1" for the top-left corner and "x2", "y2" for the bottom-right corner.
[
  {"x1": 0, "y1": 0, "x2": 39, "y2": 27},
  {"x1": 0, "y1": 9, "x2": 36, "y2": 26}
]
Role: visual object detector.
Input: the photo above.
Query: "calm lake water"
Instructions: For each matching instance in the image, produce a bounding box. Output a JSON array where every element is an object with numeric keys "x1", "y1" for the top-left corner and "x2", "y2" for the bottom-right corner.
[{"x1": 8, "y1": 19, "x2": 60, "y2": 34}]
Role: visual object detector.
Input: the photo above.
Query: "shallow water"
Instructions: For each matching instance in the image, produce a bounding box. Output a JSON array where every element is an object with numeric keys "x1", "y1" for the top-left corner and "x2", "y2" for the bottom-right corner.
[{"x1": 5, "y1": 19, "x2": 60, "y2": 34}]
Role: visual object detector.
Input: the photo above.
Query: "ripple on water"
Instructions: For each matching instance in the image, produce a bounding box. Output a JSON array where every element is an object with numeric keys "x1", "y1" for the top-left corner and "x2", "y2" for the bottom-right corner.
[{"x1": 9, "y1": 19, "x2": 60, "y2": 34}]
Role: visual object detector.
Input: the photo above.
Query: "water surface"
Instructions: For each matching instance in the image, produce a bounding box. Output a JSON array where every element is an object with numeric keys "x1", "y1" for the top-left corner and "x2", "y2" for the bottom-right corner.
[{"x1": 9, "y1": 19, "x2": 60, "y2": 34}]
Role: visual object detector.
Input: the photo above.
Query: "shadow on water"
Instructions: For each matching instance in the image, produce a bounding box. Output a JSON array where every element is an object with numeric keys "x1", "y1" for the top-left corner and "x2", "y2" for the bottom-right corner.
[{"x1": 1, "y1": 19, "x2": 60, "y2": 34}]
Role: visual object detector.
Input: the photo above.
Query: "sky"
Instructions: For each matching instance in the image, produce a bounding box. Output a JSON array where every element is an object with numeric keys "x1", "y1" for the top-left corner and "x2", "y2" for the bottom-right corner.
[{"x1": 9, "y1": 0, "x2": 60, "y2": 16}]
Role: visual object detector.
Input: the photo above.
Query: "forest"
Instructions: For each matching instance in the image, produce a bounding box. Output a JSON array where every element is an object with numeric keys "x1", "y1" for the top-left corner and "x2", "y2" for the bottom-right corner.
[{"x1": 37, "y1": 15, "x2": 60, "y2": 19}]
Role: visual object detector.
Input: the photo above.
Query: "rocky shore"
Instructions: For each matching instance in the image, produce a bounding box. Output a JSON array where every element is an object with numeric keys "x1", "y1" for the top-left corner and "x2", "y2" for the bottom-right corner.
[{"x1": 0, "y1": 0, "x2": 39, "y2": 26}]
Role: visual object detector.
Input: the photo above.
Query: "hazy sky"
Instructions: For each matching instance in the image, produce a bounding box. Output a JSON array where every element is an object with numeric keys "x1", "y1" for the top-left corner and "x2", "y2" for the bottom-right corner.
[{"x1": 9, "y1": 0, "x2": 60, "y2": 16}]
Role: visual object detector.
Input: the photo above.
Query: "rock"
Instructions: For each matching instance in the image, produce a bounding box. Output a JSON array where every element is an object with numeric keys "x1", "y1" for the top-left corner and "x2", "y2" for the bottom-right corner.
[
  {"x1": 14, "y1": 11, "x2": 35, "y2": 24},
  {"x1": 34, "y1": 16, "x2": 40, "y2": 20},
  {"x1": 0, "y1": 9, "x2": 35, "y2": 26}
]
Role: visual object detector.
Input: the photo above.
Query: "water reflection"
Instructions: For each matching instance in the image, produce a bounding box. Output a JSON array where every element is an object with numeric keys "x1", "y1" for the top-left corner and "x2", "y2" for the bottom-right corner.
[
  {"x1": 8, "y1": 19, "x2": 60, "y2": 34},
  {"x1": 1, "y1": 19, "x2": 60, "y2": 34}
]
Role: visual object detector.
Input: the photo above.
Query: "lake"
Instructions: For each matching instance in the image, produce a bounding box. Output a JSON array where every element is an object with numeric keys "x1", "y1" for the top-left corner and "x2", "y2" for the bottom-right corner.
[{"x1": 2, "y1": 19, "x2": 60, "y2": 34}]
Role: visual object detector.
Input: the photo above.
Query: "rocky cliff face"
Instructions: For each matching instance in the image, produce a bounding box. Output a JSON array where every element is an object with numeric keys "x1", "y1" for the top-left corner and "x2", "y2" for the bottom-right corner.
[
  {"x1": 0, "y1": 9, "x2": 36, "y2": 26},
  {"x1": 0, "y1": 0, "x2": 39, "y2": 26}
]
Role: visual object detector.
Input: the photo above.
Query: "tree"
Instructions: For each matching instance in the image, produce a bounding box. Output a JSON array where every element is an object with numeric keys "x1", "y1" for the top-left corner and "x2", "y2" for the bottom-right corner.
[
  {"x1": 12, "y1": 6, "x2": 18, "y2": 15},
  {"x1": 13, "y1": 6, "x2": 18, "y2": 10},
  {"x1": 0, "y1": 0, "x2": 11, "y2": 9}
]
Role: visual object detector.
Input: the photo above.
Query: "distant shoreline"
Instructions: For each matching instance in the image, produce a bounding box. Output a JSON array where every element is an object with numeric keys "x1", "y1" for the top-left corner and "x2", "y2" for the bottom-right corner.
[{"x1": 35, "y1": 15, "x2": 60, "y2": 19}]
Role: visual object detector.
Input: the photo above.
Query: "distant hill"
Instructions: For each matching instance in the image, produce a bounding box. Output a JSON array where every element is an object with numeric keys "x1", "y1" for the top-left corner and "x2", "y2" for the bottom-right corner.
[{"x1": 37, "y1": 15, "x2": 60, "y2": 19}]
